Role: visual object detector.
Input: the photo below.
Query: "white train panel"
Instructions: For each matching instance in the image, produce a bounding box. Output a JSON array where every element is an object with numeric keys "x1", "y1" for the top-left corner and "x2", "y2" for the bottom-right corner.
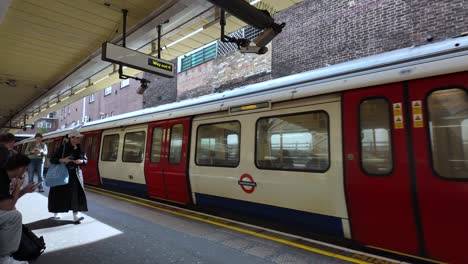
[{"x1": 190, "y1": 95, "x2": 347, "y2": 219}]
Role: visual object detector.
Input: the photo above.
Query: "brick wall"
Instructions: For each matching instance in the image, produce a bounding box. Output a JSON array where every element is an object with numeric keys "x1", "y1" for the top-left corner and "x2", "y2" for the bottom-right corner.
[
  {"x1": 272, "y1": 0, "x2": 468, "y2": 77},
  {"x1": 142, "y1": 60, "x2": 178, "y2": 108},
  {"x1": 57, "y1": 76, "x2": 143, "y2": 128}
]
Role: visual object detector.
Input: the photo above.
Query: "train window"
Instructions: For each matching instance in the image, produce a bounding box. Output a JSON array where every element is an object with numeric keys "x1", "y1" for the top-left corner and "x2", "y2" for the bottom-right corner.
[
  {"x1": 256, "y1": 111, "x2": 329, "y2": 172},
  {"x1": 101, "y1": 134, "x2": 119, "y2": 161},
  {"x1": 123, "y1": 131, "x2": 146, "y2": 163},
  {"x1": 360, "y1": 98, "x2": 393, "y2": 175},
  {"x1": 150, "y1": 127, "x2": 163, "y2": 163},
  {"x1": 427, "y1": 88, "x2": 468, "y2": 179},
  {"x1": 196, "y1": 121, "x2": 240, "y2": 167},
  {"x1": 84, "y1": 136, "x2": 97, "y2": 161},
  {"x1": 169, "y1": 124, "x2": 183, "y2": 164}
]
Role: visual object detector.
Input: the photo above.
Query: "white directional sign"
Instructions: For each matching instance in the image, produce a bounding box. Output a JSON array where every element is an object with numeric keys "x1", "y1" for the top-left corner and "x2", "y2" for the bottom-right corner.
[{"x1": 102, "y1": 42, "x2": 175, "y2": 78}]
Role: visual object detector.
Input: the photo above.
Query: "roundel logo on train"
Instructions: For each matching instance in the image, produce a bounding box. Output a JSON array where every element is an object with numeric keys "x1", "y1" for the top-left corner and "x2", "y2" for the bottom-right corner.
[{"x1": 238, "y1": 174, "x2": 257, "y2": 194}]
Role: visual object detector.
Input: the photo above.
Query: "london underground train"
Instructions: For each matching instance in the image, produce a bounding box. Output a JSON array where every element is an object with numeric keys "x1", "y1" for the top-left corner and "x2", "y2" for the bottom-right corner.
[{"x1": 17, "y1": 36, "x2": 468, "y2": 263}]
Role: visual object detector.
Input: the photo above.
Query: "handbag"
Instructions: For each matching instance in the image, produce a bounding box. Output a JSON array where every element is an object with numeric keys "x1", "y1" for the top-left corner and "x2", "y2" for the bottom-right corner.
[
  {"x1": 12, "y1": 225, "x2": 46, "y2": 261},
  {"x1": 45, "y1": 145, "x2": 69, "y2": 187}
]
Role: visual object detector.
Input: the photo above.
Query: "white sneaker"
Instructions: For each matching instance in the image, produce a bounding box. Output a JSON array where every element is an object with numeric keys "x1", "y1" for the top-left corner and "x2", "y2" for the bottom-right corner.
[
  {"x1": 0, "y1": 255, "x2": 28, "y2": 264},
  {"x1": 73, "y1": 213, "x2": 84, "y2": 223},
  {"x1": 52, "y1": 213, "x2": 60, "y2": 219}
]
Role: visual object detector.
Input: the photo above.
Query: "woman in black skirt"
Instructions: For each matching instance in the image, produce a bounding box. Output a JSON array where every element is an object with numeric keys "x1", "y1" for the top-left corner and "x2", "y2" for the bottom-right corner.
[{"x1": 48, "y1": 130, "x2": 88, "y2": 223}]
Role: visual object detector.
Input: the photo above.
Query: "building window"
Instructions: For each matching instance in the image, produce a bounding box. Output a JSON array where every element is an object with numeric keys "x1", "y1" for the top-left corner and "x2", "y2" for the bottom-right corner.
[
  {"x1": 104, "y1": 87, "x2": 112, "y2": 96},
  {"x1": 89, "y1": 93, "x2": 95, "y2": 103},
  {"x1": 120, "y1": 79, "x2": 130, "y2": 88}
]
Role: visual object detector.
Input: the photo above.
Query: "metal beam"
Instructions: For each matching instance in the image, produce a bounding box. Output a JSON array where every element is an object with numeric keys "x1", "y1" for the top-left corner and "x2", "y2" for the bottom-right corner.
[{"x1": 206, "y1": 0, "x2": 275, "y2": 30}]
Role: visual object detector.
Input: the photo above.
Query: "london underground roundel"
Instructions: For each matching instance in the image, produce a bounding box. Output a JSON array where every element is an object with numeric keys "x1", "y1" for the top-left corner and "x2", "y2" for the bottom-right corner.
[{"x1": 238, "y1": 174, "x2": 257, "y2": 194}]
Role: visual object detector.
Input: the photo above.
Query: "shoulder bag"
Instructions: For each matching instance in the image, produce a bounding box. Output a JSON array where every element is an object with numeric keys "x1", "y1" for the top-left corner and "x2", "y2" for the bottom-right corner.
[{"x1": 45, "y1": 145, "x2": 69, "y2": 187}]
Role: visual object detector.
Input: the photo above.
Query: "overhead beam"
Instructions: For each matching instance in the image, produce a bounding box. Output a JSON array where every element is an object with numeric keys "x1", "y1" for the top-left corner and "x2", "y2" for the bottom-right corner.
[{"x1": 206, "y1": 0, "x2": 276, "y2": 30}]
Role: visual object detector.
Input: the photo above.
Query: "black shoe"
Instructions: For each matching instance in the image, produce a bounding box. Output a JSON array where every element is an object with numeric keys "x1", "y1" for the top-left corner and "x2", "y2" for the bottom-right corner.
[{"x1": 38, "y1": 189, "x2": 44, "y2": 193}]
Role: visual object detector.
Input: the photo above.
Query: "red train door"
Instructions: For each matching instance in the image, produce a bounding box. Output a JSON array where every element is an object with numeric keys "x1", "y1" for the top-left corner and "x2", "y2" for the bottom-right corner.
[
  {"x1": 145, "y1": 121, "x2": 166, "y2": 199},
  {"x1": 343, "y1": 83, "x2": 420, "y2": 255},
  {"x1": 408, "y1": 71, "x2": 468, "y2": 263},
  {"x1": 145, "y1": 117, "x2": 191, "y2": 204},
  {"x1": 82, "y1": 131, "x2": 102, "y2": 185}
]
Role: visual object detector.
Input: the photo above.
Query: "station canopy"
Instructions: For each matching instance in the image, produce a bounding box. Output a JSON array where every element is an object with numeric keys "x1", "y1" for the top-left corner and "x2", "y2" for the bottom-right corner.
[{"x1": 0, "y1": 0, "x2": 301, "y2": 132}]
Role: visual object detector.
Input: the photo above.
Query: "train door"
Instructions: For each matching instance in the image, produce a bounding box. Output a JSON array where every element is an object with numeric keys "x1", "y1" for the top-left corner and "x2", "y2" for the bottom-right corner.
[
  {"x1": 145, "y1": 121, "x2": 166, "y2": 199},
  {"x1": 82, "y1": 131, "x2": 102, "y2": 185},
  {"x1": 343, "y1": 83, "x2": 420, "y2": 255},
  {"x1": 145, "y1": 117, "x2": 191, "y2": 204},
  {"x1": 408, "y1": 71, "x2": 468, "y2": 263}
]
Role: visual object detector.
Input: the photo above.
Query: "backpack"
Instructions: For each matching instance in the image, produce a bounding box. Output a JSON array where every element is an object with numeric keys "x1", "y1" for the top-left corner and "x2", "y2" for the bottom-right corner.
[{"x1": 12, "y1": 225, "x2": 46, "y2": 261}]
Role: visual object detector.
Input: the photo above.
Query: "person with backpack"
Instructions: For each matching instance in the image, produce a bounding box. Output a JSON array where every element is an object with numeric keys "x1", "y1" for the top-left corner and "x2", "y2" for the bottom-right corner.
[{"x1": 25, "y1": 134, "x2": 47, "y2": 193}]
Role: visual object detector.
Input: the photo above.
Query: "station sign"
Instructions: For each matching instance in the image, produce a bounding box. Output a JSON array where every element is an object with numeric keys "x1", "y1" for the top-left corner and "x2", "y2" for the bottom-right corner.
[{"x1": 102, "y1": 42, "x2": 175, "y2": 78}]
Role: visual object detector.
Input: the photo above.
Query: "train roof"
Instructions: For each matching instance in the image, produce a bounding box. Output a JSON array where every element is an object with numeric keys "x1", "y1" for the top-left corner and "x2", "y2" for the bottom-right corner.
[{"x1": 23, "y1": 35, "x2": 468, "y2": 138}]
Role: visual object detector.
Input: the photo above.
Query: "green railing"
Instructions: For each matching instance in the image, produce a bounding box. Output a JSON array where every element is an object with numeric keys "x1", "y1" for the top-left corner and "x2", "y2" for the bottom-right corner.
[{"x1": 181, "y1": 43, "x2": 217, "y2": 72}]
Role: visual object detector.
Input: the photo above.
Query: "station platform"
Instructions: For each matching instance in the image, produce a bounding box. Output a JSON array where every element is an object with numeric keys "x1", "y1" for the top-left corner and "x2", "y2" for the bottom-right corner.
[{"x1": 16, "y1": 187, "x2": 406, "y2": 264}]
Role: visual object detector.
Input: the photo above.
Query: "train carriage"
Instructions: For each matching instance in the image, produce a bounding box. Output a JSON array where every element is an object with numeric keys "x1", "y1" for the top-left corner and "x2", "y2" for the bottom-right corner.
[{"x1": 18, "y1": 35, "x2": 468, "y2": 263}]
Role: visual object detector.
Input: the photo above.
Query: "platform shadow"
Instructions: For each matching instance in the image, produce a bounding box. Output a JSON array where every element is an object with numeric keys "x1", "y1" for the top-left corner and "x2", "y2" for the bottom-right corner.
[{"x1": 25, "y1": 218, "x2": 77, "y2": 230}]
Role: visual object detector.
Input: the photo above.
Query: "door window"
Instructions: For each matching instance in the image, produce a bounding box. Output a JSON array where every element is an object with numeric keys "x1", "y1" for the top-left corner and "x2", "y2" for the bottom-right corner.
[
  {"x1": 168, "y1": 124, "x2": 183, "y2": 164},
  {"x1": 359, "y1": 98, "x2": 393, "y2": 175},
  {"x1": 427, "y1": 88, "x2": 468, "y2": 179},
  {"x1": 84, "y1": 136, "x2": 97, "y2": 160},
  {"x1": 150, "y1": 127, "x2": 163, "y2": 163}
]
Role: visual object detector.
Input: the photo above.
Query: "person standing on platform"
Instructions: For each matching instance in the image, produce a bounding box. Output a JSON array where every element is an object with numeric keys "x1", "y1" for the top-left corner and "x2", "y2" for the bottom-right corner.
[
  {"x1": 48, "y1": 130, "x2": 88, "y2": 223},
  {"x1": 25, "y1": 133, "x2": 47, "y2": 192},
  {"x1": 0, "y1": 154, "x2": 37, "y2": 264}
]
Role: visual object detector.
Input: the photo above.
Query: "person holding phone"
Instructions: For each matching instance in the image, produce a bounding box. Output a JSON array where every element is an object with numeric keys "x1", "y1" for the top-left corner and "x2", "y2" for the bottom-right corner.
[
  {"x1": 0, "y1": 154, "x2": 37, "y2": 264},
  {"x1": 25, "y1": 133, "x2": 47, "y2": 192}
]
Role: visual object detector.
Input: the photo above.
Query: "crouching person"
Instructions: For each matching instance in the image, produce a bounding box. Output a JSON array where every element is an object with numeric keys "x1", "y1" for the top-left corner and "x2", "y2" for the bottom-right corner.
[{"x1": 0, "y1": 154, "x2": 38, "y2": 264}]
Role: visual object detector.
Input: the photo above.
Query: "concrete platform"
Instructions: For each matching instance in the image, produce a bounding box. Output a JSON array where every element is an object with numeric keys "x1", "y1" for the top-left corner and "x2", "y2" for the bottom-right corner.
[{"x1": 16, "y1": 189, "x2": 397, "y2": 264}]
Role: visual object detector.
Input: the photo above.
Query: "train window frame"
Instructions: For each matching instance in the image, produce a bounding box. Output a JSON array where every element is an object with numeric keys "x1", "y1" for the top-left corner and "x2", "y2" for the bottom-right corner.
[
  {"x1": 425, "y1": 86, "x2": 468, "y2": 181},
  {"x1": 122, "y1": 131, "x2": 146, "y2": 163},
  {"x1": 150, "y1": 126, "x2": 164, "y2": 164},
  {"x1": 168, "y1": 124, "x2": 184, "y2": 165},
  {"x1": 195, "y1": 120, "x2": 241, "y2": 168},
  {"x1": 101, "y1": 134, "x2": 120, "y2": 162},
  {"x1": 254, "y1": 110, "x2": 331, "y2": 173},
  {"x1": 358, "y1": 96, "x2": 395, "y2": 176}
]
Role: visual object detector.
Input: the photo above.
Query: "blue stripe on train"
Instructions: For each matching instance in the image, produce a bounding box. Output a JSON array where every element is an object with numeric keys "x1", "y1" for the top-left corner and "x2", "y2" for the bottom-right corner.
[
  {"x1": 101, "y1": 178, "x2": 147, "y2": 196},
  {"x1": 195, "y1": 193, "x2": 344, "y2": 237}
]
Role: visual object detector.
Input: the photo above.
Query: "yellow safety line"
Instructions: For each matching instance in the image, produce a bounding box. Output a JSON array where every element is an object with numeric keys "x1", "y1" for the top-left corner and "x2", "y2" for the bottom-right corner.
[
  {"x1": 367, "y1": 246, "x2": 446, "y2": 264},
  {"x1": 86, "y1": 187, "x2": 373, "y2": 264}
]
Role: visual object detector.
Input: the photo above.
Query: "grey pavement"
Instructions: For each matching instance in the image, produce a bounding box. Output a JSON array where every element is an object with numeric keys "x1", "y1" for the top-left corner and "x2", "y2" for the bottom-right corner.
[{"x1": 17, "y1": 189, "x2": 352, "y2": 264}]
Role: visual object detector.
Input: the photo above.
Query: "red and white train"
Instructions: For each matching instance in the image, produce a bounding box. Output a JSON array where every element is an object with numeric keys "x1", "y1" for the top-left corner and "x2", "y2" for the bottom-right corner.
[{"x1": 16, "y1": 36, "x2": 468, "y2": 263}]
